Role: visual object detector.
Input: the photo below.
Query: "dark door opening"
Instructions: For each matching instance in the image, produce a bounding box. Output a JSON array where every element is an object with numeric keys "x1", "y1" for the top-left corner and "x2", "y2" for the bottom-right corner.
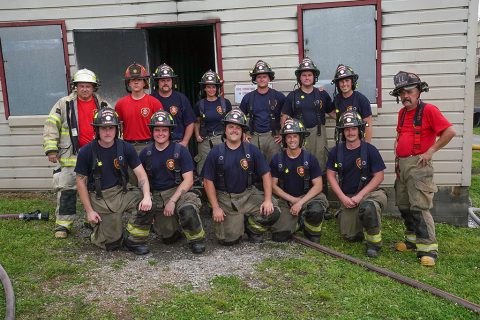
[{"x1": 147, "y1": 25, "x2": 216, "y2": 106}]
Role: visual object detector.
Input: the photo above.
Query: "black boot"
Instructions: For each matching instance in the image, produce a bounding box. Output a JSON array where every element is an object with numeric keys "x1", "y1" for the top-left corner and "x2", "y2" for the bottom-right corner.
[
  {"x1": 366, "y1": 244, "x2": 381, "y2": 258},
  {"x1": 190, "y1": 240, "x2": 206, "y2": 254},
  {"x1": 123, "y1": 236, "x2": 150, "y2": 255}
]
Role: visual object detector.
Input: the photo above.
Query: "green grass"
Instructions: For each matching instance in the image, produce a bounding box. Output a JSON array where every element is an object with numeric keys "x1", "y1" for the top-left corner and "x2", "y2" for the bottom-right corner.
[
  {"x1": 473, "y1": 126, "x2": 480, "y2": 136},
  {"x1": 0, "y1": 190, "x2": 479, "y2": 319},
  {"x1": 471, "y1": 151, "x2": 480, "y2": 207}
]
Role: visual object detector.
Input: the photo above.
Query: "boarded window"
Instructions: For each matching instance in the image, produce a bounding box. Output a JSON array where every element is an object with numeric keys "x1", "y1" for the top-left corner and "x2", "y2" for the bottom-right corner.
[
  {"x1": 0, "y1": 24, "x2": 68, "y2": 116},
  {"x1": 302, "y1": 4, "x2": 378, "y2": 104},
  {"x1": 73, "y1": 29, "x2": 148, "y2": 107}
]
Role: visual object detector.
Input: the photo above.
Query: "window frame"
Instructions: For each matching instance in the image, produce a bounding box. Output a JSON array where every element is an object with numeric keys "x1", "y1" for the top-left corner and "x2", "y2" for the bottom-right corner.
[
  {"x1": 297, "y1": 0, "x2": 382, "y2": 107},
  {"x1": 0, "y1": 20, "x2": 70, "y2": 119}
]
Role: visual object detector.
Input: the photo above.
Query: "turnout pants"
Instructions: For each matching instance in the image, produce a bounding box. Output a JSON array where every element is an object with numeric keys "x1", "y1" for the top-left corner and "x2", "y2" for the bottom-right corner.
[
  {"x1": 88, "y1": 185, "x2": 143, "y2": 250},
  {"x1": 215, "y1": 186, "x2": 279, "y2": 242},
  {"x1": 250, "y1": 131, "x2": 281, "y2": 164},
  {"x1": 196, "y1": 134, "x2": 223, "y2": 174},
  {"x1": 305, "y1": 126, "x2": 328, "y2": 172},
  {"x1": 53, "y1": 166, "x2": 77, "y2": 232},
  {"x1": 338, "y1": 189, "x2": 387, "y2": 247},
  {"x1": 272, "y1": 193, "x2": 329, "y2": 237},
  {"x1": 126, "y1": 187, "x2": 204, "y2": 244},
  {"x1": 395, "y1": 156, "x2": 438, "y2": 255},
  {"x1": 127, "y1": 141, "x2": 151, "y2": 187}
]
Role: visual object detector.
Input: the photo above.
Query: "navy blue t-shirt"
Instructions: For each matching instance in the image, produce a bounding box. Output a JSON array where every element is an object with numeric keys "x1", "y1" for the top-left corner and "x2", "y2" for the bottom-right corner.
[
  {"x1": 75, "y1": 140, "x2": 141, "y2": 190},
  {"x1": 139, "y1": 142, "x2": 194, "y2": 191},
  {"x1": 201, "y1": 142, "x2": 270, "y2": 193},
  {"x1": 281, "y1": 88, "x2": 333, "y2": 128},
  {"x1": 240, "y1": 88, "x2": 285, "y2": 133},
  {"x1": 326, "y1": 142, "x2": 385, "y2": 195},
  {"x1": 193, "y1": 97, "x2": 232, "y2": 135},
  {"x1": 270, "y1": 150, "x2": 323, "y2": 197},
  {"x1": 333, "y1": 91, "x2": 372, "y2": 120},
  {"x1": 151, "y1": 90, "x2": 196, "y2": 141}
]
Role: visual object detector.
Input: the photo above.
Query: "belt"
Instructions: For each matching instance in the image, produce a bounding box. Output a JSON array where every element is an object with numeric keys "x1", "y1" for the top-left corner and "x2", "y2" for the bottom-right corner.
[{"x1": 124, "y1": 139, "x2": 150, "y2": 144}]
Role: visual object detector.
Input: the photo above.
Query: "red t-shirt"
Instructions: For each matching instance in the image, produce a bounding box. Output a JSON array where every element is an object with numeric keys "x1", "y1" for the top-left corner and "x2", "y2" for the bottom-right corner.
[
  {"x1": 77, "y1": 98, "x2": 97, "y2": 147},
  {"x1": 396, "y1": 103, "x2": 452, "y2": 157},
  {"x1": 115, "y1": 94, "x2": 163, "y2": 141}
]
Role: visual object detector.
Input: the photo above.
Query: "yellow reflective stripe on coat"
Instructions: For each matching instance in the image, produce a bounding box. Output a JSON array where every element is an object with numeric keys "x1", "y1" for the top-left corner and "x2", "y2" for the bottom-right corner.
[
  {"x1": 416, "y1": 243, "x2": 438, "y2": 252},
  {"x1": 61, "y1": 128, "x2": 70, "y2": 135},
  {"x1": 364, "y1": 231, "x2": 382, "y2": 243},
  {"x1": 184, "y1": 229, "x2": 205, "y2": 241},
  {"x1": 44, "y1": 140, "x2": 58, "y2": 151},
  {"x1": 126, "y1": 224, "x2": 150, "y2": 237},
  {"x1": 304, "y1": 221, "x2": 322, "y2": 233},
  {"x1": 47, "y1": 114, "x2": 61, "y2": 126},
  {"x1": 247, "y1": 216, "x2": 266, "y2": 233},
  {"x1": 59, "y1": 157, "x2": 77, "y2": 166},
  {"x1": 55, "y1": 220, "x2": 73, "y2": 229},
  {"x1": 405, "y1": 233, "x2": 416, "y2": 243}
]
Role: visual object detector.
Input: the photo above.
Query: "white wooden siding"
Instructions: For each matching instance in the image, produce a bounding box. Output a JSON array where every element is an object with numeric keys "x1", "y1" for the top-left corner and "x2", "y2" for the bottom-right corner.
[{"x1": 0, "y1": 0, "x2": 476, "y2": 190}]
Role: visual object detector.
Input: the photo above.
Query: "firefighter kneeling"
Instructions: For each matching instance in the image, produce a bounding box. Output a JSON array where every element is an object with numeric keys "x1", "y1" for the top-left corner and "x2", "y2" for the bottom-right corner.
[
  {"x1": 202, "y1": 109, "x2": 281, "y2": 245},
  {"x1": 75, "y1": 107, "x2": 152, "y2": 253},
  {"x1": 125, "y1": 111, "x2": 206, "y2": 254},
  {"x1": 270, "y1": 118, "x2": 329, "y2": 243},
  {"x1": 326, "y1": 111, "x2": 387, "y2": 257}
]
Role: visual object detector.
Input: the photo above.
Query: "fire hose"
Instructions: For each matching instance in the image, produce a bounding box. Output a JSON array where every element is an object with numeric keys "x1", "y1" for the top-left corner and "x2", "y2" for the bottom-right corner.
[
  {"x1": 0, "y1": 211, "x2": 49, "y2": 221},
  {"x1": 0, "y1": 264, "x2": 14, "y2": 320},
  {"x1": 293, "y1": 235, "x2": 480, "y2": 314}
]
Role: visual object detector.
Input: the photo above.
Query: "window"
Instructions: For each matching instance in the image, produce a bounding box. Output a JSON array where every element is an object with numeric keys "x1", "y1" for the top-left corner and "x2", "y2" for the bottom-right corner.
[
  {"x1": 0, "y1": 22, "x2": 69, "y2": 117},
  {"x1": 299, "y1": 1, "x2": 381, "y2": 105}
]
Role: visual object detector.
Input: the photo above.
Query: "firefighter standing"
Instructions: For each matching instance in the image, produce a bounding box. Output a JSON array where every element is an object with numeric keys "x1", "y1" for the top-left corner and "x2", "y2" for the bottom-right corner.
[
  {"x1": 281, "y1": 57, "x2": 333, "y2": 171},
  {"x1": 390, "y1": 71, "x2": 455, "y2": 267},
  {"x1": 125, "y1": 111, "x2": 206, "y2": 254},
  {"x1": 202, "y1": 109, "x2": 280, "y2": 245},
  {"x1": 240, "y1": 60, "x2": 285, "y2": 164},
  {"x1": 151, "y1": 63, "x2": 196, "y2": 147},
  {"x1": 270, "y1": 118, "x2": 329, "y2": 243},
  {"x1": 326, "y1": 111, "x2": 387, "y2": 257},
  {"x1": 193, "y1": 70, "x2": 232, "y2": 174},
  {"x1": 329, "y1": 64, "x2": 373, "y2": 142},
  {"x1": 115, "y1": 62, "x2": 163, "y2": 152},
  {"x1": 74, "y1": 107, "x2": 152, "y2": 253},
  {"x1": 43, "y1": 69, "x2": 110, "y2": 239}
]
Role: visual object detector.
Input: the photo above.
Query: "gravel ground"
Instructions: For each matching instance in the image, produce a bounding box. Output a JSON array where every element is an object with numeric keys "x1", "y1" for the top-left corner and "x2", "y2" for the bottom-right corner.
[{"x1": 60, "y1": 207, "x2": 302, "y2": 310}]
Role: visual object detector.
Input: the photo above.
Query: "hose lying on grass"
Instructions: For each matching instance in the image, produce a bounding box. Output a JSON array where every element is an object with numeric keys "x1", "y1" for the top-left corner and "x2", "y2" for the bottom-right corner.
[
  {"x1": 0, "y1": 263, "x2": 15, "y2": 320},
  {"x1": 293, "y1": 235, "x2": 480, "y2": 314},
  {"x1": 468, "y1": 207, "x2": 480, "y2": 226}
]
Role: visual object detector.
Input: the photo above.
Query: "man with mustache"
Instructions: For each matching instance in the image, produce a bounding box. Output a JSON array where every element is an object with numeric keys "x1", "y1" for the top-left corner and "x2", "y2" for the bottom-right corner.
[
  {"x1": 390, "y1": 71, "x2": 455, "y2": 267},
  {"x1": 151, "y1": 63, "x2": 195, "y2": 148}
]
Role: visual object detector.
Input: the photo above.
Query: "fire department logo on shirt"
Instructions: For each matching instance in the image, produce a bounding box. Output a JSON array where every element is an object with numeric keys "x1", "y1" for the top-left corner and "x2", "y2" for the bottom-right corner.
[
  {"x1": 114, "y1": 158, "x2": 121, "y2": 170},
  {"x1": 346, "y1": 105, "x2": 357, "y2": 112},
  {"x1": 356, "y1": 157, "x2": 362, "y2": 169},
  {"x1": 166, "y1": 159, "x2": 175, "y2": 171},
  {"x1": 216, "y1": 105, "x2": 223, "y2": 114},
  {"x1": 240, "y1": 158, "x2": 249, "y2": 170},
  {"x1": 297, "y1": 166, "x2": 305, "y2": 177},
  {"x1": 141, "y1": 107, "x2": 150, "y2": 117},
  {"x1": 170, "y1": 105, "x2": 178, "y2": 116}
]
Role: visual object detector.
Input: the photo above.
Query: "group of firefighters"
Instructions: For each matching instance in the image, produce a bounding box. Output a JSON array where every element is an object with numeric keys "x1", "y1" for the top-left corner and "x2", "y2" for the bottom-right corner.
[{"x1": 43, "y1": 58, "x2": 455, "y2": 267}]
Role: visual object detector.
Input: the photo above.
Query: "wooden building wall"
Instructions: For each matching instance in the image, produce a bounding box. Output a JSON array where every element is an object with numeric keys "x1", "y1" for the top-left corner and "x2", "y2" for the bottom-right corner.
[{"x1": 0, "y1": 0, "x2": 477, "y2": 190}]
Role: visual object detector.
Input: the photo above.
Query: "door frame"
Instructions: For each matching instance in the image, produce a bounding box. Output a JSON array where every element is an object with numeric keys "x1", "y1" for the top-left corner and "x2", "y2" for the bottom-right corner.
[{"x1": 137, "y1": 19, "x2": 223, "y2": 84}]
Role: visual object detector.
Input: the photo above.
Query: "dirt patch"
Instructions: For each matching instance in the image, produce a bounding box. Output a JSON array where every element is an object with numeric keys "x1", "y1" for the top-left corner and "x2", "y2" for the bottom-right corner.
[{"x1": 57, "y1": 213, "x2": 302, "y2": 312}]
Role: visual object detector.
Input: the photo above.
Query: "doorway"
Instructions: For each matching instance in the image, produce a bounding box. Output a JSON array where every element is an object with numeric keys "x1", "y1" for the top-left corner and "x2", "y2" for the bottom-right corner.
[{"x1": 146, "y1": 24, "x2": 216, "y2": 106}]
